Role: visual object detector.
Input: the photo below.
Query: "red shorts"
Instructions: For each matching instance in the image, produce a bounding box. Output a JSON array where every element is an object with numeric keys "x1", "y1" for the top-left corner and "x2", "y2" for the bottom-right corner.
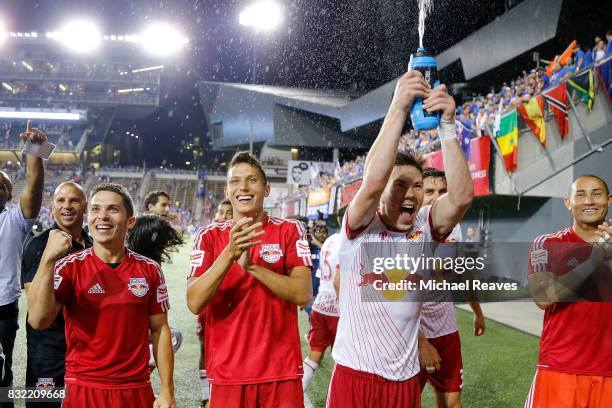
[
  {"x1": 419, "y1": 331, "x2": 463, "y2": 393},
  {"x1": 326, "y1": 364, "x2": 421, "y2": 408},
  {"x1": 525, "y1": 369, "x2": 612, "y2": 408},
  {"x1": 307, "y1": 311, "x2": 339, "y2": 352},
  {"x1": 210, "y1": 379, "x2": 303, "y2": 408},
  {"x1": 61, "y1": 383, "x2": 154, "y2": 408},
  {"x1": 197, "y1": 311, "x2": 206, "y2": 338}
]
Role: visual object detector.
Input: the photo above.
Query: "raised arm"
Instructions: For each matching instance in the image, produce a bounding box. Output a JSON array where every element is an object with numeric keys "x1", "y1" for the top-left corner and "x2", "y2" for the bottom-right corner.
[
  {"x1": 27, "y1": 230, "x2": 71, "y2": 329},
  {"x1": 424, "y1": 86, "x2": 474, "y2": 237},
  {"x1": 348, "y1": 71, "x2": 430, "y2": 231},
  {"x1": 19, "y1": 120, "x2": 46, "y2": 219}
]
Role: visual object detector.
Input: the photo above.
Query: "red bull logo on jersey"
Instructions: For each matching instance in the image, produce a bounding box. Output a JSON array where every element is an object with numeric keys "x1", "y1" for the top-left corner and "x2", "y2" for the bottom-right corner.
[
  {"x1": 35, "y1": 378, "x2": 55, "y2": 389},
  {"x1": 406, "y1": 229, "x2": 424, "y2": 242},
  {"x1": 128, "y1": 278, "x2": 149, "y2": 297},
  {"x1": 260, "y1": 244, "x2": 283, "y2": 263}
]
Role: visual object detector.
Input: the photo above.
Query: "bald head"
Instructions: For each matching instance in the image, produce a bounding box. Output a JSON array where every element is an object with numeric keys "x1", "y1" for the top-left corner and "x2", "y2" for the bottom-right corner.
[
  {"x1": 569, "y1": 175, "x2": 609, "y2": 196},
  {"x1": 53, "y1": 181, "x2": 86, "y2": 201}
]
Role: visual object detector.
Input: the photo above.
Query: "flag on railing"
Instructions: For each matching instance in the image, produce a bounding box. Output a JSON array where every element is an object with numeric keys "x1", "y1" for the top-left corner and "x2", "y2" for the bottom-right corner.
[
  {"x1": 495, "y1": 109, "x2": 519, "y2": 172},
  {"x1": 542, "y1": 83, "x2": 569, "y2": 138},
  {"x1": 456, "y1": 120, "x2": 472, "y2": 157},
  {"x1": 517, "y1": 95, "x2": 546, "y2": 146},
  {"x1": 568, "y1": 69, "x2": 595, "y2": 111}
]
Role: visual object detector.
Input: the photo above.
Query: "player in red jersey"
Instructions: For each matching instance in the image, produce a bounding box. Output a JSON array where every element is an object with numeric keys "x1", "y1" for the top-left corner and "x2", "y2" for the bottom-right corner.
[
  {"x1": 27, "y1": 183, "x2": 176, "y2": 408},
  {"x1": 187, "y1": 152, "x2": 312, "y2": 408},
  {"x1": 525, "y1": 175, "x2": 612, "y2": 408},
  {"x1": 195, "y1": 199, "x2": 233, "y2": 408}
]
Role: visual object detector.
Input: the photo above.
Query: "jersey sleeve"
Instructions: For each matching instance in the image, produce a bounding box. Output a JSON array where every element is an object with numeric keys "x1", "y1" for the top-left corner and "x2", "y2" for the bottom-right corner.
[
  {"x1": 528, "y1": 235, "x2": 551, "y2": 275},
  {"x1": 149, "y1": 264, "x2": 170, "y2": 315},
  {"x1": 188, "y1": 226, "x2": 216, "y2": 278},
  {"x1": 53, "y1": 258, "x2": 75, "y2": 305},
  {"x1": 285, "y1": 220, "x2": 312, "y2": 270}
]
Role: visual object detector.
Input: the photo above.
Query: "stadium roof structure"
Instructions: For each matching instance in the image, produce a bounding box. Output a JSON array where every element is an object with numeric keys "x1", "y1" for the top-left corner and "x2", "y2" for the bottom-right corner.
[{"x1": 200, "y1": 0, "x2": 563, "y2": 148}]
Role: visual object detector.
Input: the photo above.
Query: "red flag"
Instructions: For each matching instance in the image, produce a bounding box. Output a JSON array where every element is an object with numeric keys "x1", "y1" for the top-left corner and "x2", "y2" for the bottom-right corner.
[
  {"x1": 542, "y1": 83, "x2": 569, "y2": 138},
  {"x1": 517, "y1": 95, "x2": 546, "y2": 146},
  {"x1": 424, "y1": 150, "x2": 444, "y2": 170}
]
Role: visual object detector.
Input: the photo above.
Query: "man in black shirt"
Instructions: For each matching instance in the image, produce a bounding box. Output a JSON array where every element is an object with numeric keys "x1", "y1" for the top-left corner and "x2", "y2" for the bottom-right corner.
[{"x1": 22, "y1": 181, "x2": 91, "y2": 407}]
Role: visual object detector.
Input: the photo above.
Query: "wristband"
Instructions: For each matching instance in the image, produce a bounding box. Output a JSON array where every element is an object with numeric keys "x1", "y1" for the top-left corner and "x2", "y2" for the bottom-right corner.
[{"x1": 438, "y1": 120, "x2": 456, "y2": 142}]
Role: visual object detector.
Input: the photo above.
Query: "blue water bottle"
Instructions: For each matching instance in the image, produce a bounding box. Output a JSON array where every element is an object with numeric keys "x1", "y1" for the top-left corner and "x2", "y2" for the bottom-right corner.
[{"x1": 408, "y1": 47, "x2": 440, "y2": 131}]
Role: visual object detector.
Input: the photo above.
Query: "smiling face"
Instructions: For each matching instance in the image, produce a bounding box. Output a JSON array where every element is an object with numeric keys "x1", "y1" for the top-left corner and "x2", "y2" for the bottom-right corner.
[
  {"x1": 52, "y1": 183, "x2": 87, "y2": 231},
  {"x1": 225, "y1": 163, "x2": 270, "y2": 218},
  {"x1": 380, "y1": 165, "x2": 424, "y2": 230},
  {"x1": 565, "y1": 176, "x2": 611, "y2": 228},
  {"x1": 88, "y1": 190, "x2": 135, "y2": 246}
]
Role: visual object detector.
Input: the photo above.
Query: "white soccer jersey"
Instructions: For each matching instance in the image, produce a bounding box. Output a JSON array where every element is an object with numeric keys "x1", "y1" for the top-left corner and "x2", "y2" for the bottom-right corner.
[
  {"x1": 312, "y1": 233, "x2": 340, "y2": 317},
  {"x1": 419, "y1": 224, "x2": 462, "y2": 339},
  {"x1": 332, "y1": 205, "x2": 446, "y2": 381}
]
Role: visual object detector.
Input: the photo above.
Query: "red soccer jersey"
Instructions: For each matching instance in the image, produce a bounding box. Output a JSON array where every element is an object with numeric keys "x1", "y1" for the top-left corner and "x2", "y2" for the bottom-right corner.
[
  {"x1": 188, "y1": 216, "x2": 312, "y2": 385},
  {"x1": 54, "y1": 248, "x2": 170, "y2": 388},
  {"x1": 528, "y1": 227, "x2": 612, "y2": 376}
]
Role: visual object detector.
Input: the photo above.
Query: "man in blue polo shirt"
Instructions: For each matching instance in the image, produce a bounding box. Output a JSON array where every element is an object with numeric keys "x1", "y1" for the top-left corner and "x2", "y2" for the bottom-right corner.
[{"x1": 0, "y1": 120, "x2": 46, "y2": 408}]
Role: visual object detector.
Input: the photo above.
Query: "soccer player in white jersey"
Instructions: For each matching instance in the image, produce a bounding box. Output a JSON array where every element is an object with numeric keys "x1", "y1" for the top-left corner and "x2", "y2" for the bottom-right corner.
[
  {"x1": 418, "y1": 167, "x2": 485, "y2": 408},
  {"x1": 302, "y1": 208, "x2": 345, "y2": 392},
  {"x1": 326, "y1": 70, "x2": 473, "y2": 407}
]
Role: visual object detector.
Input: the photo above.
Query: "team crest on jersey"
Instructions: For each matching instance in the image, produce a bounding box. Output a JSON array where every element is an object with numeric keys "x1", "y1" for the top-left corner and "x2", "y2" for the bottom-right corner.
[
  {"x1": 128, "y1": 278, "x2": 149, "y2": 297},
  {"x1": 530, "y1": 248, "x2": 548, "y2": 267},
  {"x1": 260, "y1": 244, "x2": 283, "y2": 263},
  {"x1": 406, "y1": 229, "x2": 424, "y2": 242},
  {"x1": 296, "y1": 239, "x2": 311, "y2": 257},
  {"x1": 36, "y1": 378, "x2": 55, "y2": 389},
  {"x1": 190, "y1": 250, "x2": 205, "y2": 267}
]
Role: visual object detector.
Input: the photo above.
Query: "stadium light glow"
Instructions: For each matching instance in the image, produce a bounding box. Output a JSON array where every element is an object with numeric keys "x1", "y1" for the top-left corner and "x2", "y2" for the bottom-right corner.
[
  {"x1": 0, "y1": 111, "x2": 81, "y2": 121},
  {"x1": 58, "y1": 84, "x2": 67, "y2": 91},
  {"x1": 21, "y1": 61, "x2": 33, "y2": 71},
  {"x1": 2, "y1": 82, "x2": 13, "y2": 92},
  {"x1": 141, "y1": 23, "x2": 188, "y2": 56},
  {"x1": 57, "y1": 19, "x2": 102, "y2": 54},
  {"x1": 117, "y1": 87, "x2": 145, "y2": 93},
  {"x1": 239, "y1": 1, "x2": 283, "y2": 31},
  {"x1": 131, "y1": 65, "x2": 164, "y2": 73}
]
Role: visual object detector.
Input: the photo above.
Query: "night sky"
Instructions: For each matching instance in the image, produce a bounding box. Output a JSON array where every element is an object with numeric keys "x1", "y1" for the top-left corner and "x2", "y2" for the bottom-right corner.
[{"x1": 3, "y1": 0, "x2": 609, "y2": 167}]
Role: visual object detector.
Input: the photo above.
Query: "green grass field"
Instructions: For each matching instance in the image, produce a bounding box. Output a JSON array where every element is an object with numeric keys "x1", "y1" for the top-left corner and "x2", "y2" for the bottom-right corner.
[{"x1": 13, "y1": 244, "x2": 539, "y2": 407}]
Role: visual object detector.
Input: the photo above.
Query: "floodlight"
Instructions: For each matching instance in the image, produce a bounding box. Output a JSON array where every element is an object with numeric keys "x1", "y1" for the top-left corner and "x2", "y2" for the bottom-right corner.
[
  {"x1": 239, "y1": 1, "x2": 283, "y2": 32},
  {"x1": 141, "y1": 23, "x2": 188, "y2": 56},
  {"x1": 57, "y1": 19, "x2": 102, "y2": 53}
]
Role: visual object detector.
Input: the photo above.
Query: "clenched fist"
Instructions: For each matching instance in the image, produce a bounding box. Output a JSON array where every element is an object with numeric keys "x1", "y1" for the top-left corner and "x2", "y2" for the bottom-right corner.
[{"x1": 43, "y1": 230, "x2": 72, "y2": 262}]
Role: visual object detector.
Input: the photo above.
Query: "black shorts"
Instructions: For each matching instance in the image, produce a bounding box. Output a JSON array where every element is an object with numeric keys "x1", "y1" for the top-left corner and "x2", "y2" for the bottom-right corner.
[{"x1": 25, "y1": 357, "x2": 64, "y2": 408}]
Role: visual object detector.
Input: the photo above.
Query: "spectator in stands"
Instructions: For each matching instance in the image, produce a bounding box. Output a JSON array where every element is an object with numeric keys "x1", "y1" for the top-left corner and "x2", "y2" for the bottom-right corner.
[
  {"x1": 0, "y1": 121, "x2": 46, "y2": 407},
  {"x1": 607, "y1": 31, "x2": 612, "y2": 56},
  {"x1": 144, "y1": 190, "x2": 171, "y2": 218},
  {"x1": 595, "y1": 39, "x2": 606, "y2": 63},
  {"x1": 573, "y1": 43, "x2": 585, "y2": 72}
]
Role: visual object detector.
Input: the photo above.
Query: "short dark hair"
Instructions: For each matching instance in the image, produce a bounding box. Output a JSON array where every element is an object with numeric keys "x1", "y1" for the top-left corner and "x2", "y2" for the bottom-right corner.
[
  {"x1": 127, "y1": 215, "x2": 185, "y2": 264},
  {"x1": 394, "y1": 151, "x2": 425, "y2": 174},
  {"x1": 219, "y1": 198, "x2": 232, "y2": 207},
  {"x1": 144, "y1": 190, "x2": 170, "y2": 210},
  {"x1": 572, "y1": 175, "x2": 610, "y2": 195},
  {"x1": 229, "y1": 151, "x2": 268, "y2": 184},
  {"x1": 422, "y1": 167, "x2": 446, "y2": 182},
  {"x1": 90, "y1": 183, "x2": 135, "y2": 217}
]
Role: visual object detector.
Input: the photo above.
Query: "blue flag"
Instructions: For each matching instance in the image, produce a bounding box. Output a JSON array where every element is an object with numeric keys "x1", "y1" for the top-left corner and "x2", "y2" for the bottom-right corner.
[{"x1": 456, "y1": 120, "x2": 472, "y2": 158}]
